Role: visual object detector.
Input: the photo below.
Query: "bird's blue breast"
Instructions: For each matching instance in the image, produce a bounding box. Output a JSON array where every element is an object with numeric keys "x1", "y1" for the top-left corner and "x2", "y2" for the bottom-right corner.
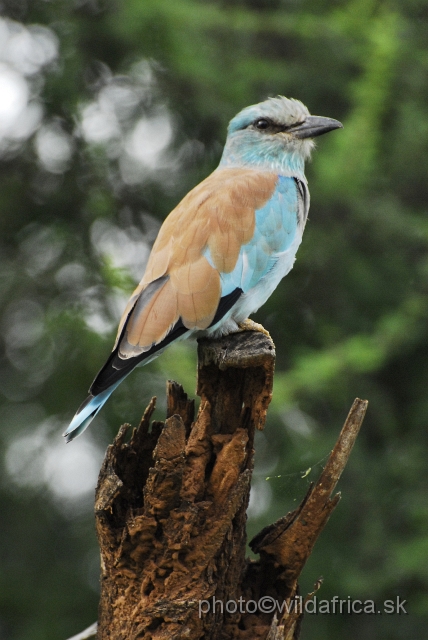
[{"x1": 206, "y1": 175, "x2": 300, "y2": 297}]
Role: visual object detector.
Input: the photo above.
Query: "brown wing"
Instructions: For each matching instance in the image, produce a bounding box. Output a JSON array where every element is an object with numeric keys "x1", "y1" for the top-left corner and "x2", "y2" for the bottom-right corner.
[{"x1": 115, "y1": 167, "x2": 278, "y2": 358}]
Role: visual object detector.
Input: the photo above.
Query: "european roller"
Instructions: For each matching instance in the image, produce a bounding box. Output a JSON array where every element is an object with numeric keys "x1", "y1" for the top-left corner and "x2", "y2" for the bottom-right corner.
[{"x1": 64, "y1": 96, "x2": 342, "y2": 442}]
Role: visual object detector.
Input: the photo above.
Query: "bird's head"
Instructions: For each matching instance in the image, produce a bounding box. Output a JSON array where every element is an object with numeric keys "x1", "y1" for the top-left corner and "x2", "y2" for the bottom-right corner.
[{"x1": 220, "y1": 96, "x2": 342, "y2": 176}]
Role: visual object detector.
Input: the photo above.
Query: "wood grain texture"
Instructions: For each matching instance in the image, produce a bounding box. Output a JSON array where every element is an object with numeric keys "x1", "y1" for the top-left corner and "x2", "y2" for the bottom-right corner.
[
  {"x1": 95, "y1": 330, "x2": 276, "y2": 640},
  {"x1": 94, "y1": 330, "x2": 367, "y2": 640}
]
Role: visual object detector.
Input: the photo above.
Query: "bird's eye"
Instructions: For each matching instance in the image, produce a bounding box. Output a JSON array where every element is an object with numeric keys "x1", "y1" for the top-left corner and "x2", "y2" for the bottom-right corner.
[{"x1": 254, "y1": 118, "x2": 270, "y2": 130}]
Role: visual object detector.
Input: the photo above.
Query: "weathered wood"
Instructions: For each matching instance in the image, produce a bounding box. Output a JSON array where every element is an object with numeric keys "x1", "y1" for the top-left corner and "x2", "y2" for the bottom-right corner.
[
  {"x1": 247, "y1": 399, "x2": 367, "y2": 638},
  {"x1": 95, "y1": 331, "x2": 276, "y2": 639},
  {"x1": 93, "y1": 330, "x2": 367, "y2": 640},
  {"x1": 250, "y1": 399, "x2": 367, "y2": 580}
]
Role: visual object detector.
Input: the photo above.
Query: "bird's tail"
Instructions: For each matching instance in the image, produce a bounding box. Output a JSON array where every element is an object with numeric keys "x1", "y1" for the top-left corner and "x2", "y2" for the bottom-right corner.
[{"x1": 63, "y1": 384, "x2": 119, "y2": 443}]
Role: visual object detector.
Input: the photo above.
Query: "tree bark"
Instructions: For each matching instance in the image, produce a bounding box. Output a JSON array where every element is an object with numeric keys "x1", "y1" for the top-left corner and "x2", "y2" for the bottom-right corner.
[{"x1": 94, "y1": 331, "x2": 367, "y2": 640}]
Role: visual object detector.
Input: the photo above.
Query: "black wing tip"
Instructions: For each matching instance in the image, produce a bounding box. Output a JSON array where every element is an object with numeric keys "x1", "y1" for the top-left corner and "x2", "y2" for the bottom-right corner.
[
  {"x1": 208, "y1": 288, "x2": 243, "y2": 328},
  {"x1": 89, "y1": 319, "x2": 188, "y2": 396},
  {"x1": 89, "y1": 288, "x2": 243, "y2": 397}
]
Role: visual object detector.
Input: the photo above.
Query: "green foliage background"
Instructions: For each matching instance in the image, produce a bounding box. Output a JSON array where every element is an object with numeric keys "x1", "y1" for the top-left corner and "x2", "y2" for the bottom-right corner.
[{"x1": 0, "y1": 0, "x2": 427, "y2": 638}]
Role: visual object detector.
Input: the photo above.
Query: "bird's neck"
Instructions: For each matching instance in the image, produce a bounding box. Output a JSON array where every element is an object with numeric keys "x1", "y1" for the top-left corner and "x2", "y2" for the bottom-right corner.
[{"x1": 219, "y1": 138, "x2": 307, "y2": 179}]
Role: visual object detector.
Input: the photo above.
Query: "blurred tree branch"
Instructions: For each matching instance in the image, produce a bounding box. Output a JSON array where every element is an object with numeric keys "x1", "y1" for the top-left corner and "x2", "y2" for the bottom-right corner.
[{"x1": 88, "y1": 331, "x2": 367, "y2": 639}]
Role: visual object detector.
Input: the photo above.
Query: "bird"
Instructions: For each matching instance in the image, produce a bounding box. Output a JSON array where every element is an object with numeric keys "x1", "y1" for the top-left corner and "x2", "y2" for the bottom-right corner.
[{"x1": 64, "y1": 96, "x2": 342, "y2": 442}]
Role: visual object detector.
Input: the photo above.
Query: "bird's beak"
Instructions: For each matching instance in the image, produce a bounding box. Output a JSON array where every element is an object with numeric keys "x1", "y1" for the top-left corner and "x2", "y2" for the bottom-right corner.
[{"x1": 290, "y1": 116, "x2": 343, "y2": 139}]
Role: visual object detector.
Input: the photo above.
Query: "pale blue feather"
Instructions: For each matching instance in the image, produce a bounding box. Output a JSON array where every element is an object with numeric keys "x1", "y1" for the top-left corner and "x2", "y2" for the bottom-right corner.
[
  {"x1": 205, "y1": 176, "x2": 299, "y2": 297},
  {"x1": 63, "y1": 382, "x2": 121, "y2": 442}
]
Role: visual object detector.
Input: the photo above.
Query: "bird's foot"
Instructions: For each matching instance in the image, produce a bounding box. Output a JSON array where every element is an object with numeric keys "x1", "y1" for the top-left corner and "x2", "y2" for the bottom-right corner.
[{"x1": 237, "y1": 319, "x2": 271, "y2": 338}]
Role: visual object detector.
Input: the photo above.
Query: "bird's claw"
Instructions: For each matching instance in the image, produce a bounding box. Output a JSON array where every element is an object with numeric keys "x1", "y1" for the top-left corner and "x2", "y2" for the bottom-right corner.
[{"x1": 237, "y1": 319, "x2": 271, "y2": 338}]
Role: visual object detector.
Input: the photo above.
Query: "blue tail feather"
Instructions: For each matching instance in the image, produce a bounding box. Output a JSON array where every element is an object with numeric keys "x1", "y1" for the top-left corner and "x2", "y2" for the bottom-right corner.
[{"x1": 63, "y1": 384, "x2": 119, "y2": 443}]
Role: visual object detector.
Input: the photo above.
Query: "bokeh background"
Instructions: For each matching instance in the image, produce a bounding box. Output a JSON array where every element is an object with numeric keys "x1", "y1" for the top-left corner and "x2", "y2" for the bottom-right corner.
[{"x1": 0, "y1": 0, "x2": 427, "y2": 638}]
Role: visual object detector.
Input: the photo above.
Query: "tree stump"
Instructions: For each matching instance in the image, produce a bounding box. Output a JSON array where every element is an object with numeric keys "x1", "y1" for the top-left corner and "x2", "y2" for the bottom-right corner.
[{"x1": 94, "y1": 331, "x2": 367, "y2": 640}]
